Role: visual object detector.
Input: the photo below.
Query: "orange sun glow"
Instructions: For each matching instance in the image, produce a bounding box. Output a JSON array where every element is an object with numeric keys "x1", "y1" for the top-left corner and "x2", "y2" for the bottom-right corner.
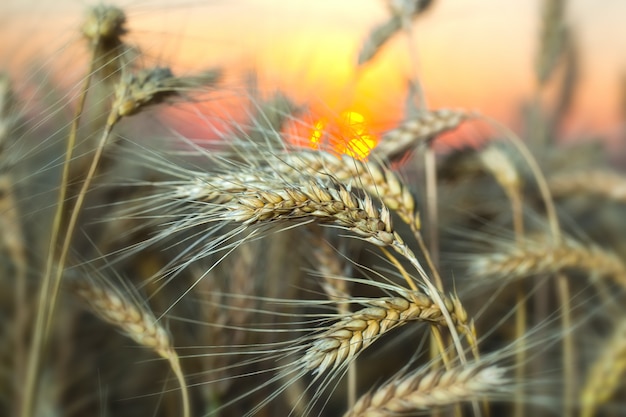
[{"x1": 307, "y1": 111, "x2": 378, "y2": 159}]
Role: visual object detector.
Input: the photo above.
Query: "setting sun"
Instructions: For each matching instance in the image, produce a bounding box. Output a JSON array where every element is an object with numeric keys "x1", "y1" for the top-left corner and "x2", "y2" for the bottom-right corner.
[{"x1": 307, "y1": 110, "x2": 378, "y2": 159}]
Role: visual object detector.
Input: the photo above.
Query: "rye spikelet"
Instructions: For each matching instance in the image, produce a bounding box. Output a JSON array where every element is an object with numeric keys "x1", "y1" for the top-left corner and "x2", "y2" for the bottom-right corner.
[
  {"x1": 344, "y1": 364, "x2": 507, "y2": 416},
  {"x1": 372, "y1": 109, "x2": 468, "y2": 161}
]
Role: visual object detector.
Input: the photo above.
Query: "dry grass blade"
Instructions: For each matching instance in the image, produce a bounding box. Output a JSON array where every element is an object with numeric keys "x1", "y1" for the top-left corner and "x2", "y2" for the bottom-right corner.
[
  {"x1": 344, "y1": 364, "x2": 507, "y2": 416},
  {"x1": 373, "y1": 109, "x2": 468, "y2": 161}
]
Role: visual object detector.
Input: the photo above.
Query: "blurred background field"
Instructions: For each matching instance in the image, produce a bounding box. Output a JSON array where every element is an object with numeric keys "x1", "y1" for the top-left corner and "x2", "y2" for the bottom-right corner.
[{"x1": 1, "y1": 0, "x2": 625, "y2": 156}]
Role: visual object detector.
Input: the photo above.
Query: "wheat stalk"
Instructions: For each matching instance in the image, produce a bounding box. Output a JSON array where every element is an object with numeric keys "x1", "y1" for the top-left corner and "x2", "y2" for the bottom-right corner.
[
  {"x1": 479, "y1": 143, "x2": 528, "y2": 416},
  {"x1": 21, "y1": 8, "x2": 132, "y2": 413},
  {"x1": 309, "y1": 229, "x2": 351, "y2": 311},
  {"x1": 183, "y1": 175, "x2": 469, "y2": 362}
]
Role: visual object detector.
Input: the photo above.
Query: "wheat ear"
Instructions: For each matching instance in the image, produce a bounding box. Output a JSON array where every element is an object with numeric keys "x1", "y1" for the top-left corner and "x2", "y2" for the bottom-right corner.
[
  {"x1": 277, "y1": 151, "x2": 419, "y2": 230},
  {"x1": 549, "y1": 170, "x2": 626, "y2": 203},
  {"x1": 176, "y1": 150, "x2": 420, "y2": 232},
  {"x1": 536, "y1": 0, "x2": 567, "y2": 87},
  {"x1": 72, "y1": 278, "x2": 190, "y2": 417},
  {"x1": 580, "y1": 320, "x2": 626, "y2": 417},
  {"x1": 309, "y1": 229, "x2": 357, "y2": 405},
  {"x1": 212, "y1": 177, "x2": 468, "y2": 360},
  {"x1": 300, "y1": 291, "x2": 469, "y2": 377},
  {"x1": 344, "y1": 364, "x2": 507, "y2": 416},
  {"x1": 372, "y1": 109, "x2": 468, "y2": 161},
  {"x1": 470, "y1": 235, "x2": 626, "y2": 287}
]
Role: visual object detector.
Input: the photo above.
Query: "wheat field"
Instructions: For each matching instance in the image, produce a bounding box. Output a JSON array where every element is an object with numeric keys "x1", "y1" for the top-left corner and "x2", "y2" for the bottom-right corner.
[{"x1": 1, "y1": 1, "x2": 625, "y2": 416}]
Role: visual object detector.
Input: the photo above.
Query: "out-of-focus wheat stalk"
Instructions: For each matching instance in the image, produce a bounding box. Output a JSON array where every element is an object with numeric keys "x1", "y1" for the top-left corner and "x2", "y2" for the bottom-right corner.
[{"x1": 549, "y1": 170, "x2": 626, "y2": 203}]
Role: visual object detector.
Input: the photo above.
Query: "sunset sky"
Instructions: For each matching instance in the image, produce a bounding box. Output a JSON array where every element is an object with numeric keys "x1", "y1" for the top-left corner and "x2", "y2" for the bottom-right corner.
[{"x1": 1, "y1": 0, "x2": 625, "y2": 151}]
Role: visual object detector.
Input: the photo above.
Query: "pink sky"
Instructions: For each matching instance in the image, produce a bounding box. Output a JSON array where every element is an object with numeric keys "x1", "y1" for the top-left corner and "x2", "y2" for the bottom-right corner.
[{"x1": 1, "y1": 0, "x2": 625, "y2": 150}]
